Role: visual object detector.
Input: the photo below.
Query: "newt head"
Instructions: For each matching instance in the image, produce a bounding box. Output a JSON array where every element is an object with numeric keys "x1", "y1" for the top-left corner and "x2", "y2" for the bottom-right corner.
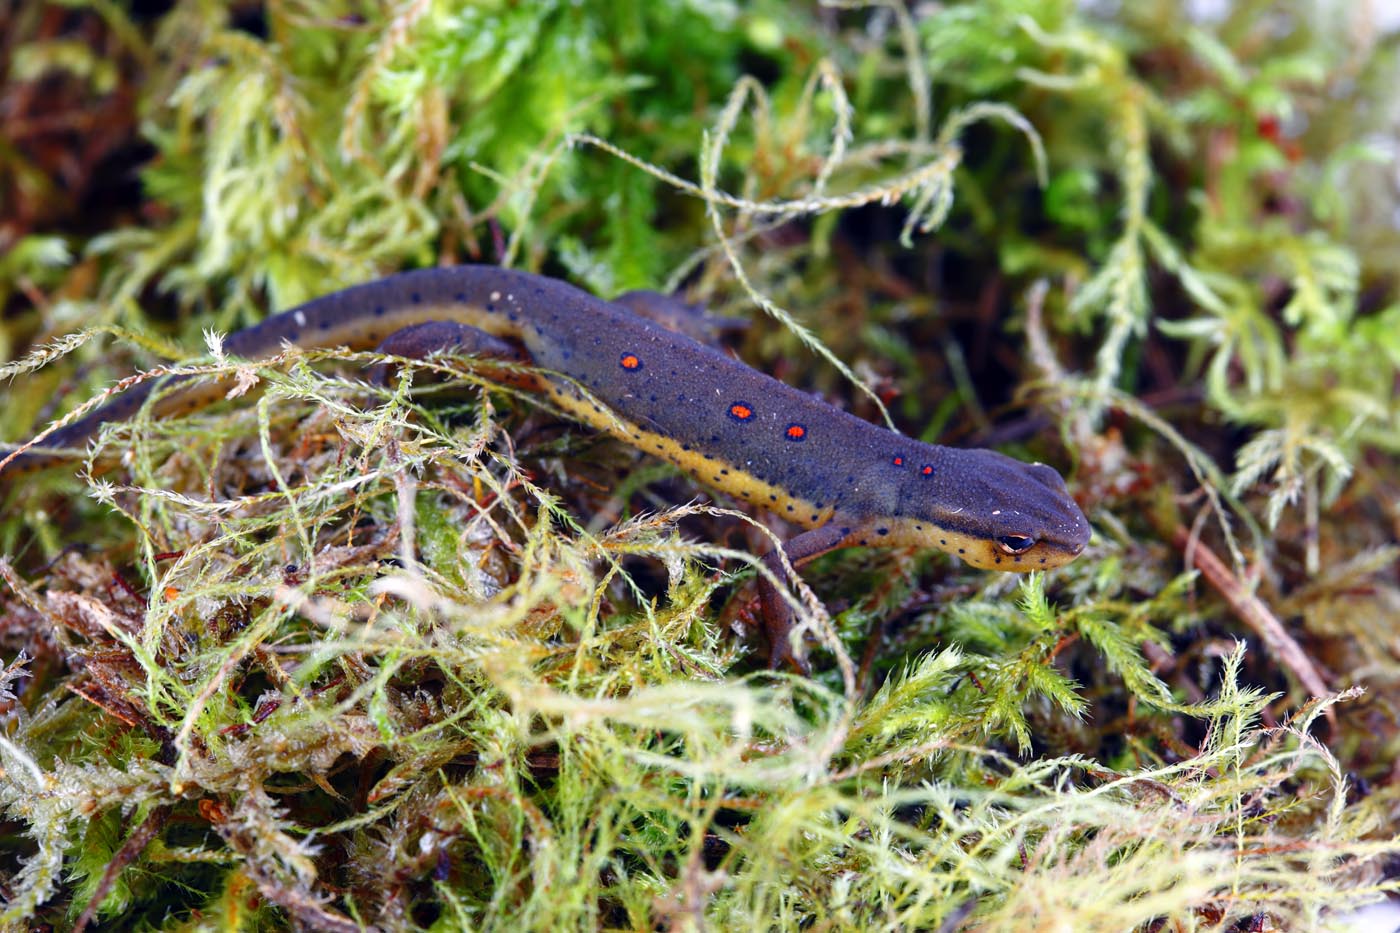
[{"x1": 890, "y1": 447, "x2": 1091, "y2": 572}]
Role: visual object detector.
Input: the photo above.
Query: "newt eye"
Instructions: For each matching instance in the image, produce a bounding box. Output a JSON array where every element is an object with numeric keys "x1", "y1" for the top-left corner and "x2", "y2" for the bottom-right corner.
[{"x1": 996, "y1": 534, "x2": 1036, "y2": 555}]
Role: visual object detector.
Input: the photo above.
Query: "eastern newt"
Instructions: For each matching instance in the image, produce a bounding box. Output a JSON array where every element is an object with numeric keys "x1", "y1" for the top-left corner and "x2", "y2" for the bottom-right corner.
[{"x1": 2, "y1": 266, "x2": 1090, "y2": 668}]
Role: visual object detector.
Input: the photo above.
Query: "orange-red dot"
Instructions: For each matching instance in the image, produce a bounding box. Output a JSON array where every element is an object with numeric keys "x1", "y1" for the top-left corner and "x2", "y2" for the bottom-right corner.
[
  {"x1": 619, "y1": 352, "x2": 643, "y2": 371},
  {"x1": 892, "y1": 456, "x2": 904, "y2": 466},
  {"x1": 728, "y1": 402, "x2": 754, "y2": 422},
  {"x1": 921, "y1": 464, "x2": 934, "y2": 476},
  {"x1": 785, "y1": 423, "x2": 807, "y2": 441}
]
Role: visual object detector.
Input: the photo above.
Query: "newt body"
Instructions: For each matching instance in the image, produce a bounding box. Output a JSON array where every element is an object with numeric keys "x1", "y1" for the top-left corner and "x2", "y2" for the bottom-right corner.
[{"x1": 4, "y1": 266, "x2": 1090, "y2": 667}]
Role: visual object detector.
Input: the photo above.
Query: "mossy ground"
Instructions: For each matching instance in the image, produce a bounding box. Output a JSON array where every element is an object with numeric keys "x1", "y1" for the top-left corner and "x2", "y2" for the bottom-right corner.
[{"x1": 2, "y1": 1, "x2": 1399, "y2": 930}]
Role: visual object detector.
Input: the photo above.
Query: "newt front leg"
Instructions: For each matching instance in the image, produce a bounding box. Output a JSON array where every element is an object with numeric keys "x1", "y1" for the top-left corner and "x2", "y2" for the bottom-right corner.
[{"x1": 758, "y1": 522, "x2": 862, "y2": 673}]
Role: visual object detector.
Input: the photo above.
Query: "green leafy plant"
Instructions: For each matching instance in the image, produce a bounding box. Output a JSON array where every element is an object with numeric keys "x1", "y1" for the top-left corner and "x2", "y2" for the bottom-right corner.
[{"x1": 2, "y1": 1, "x2": 1397, "y2": 930}]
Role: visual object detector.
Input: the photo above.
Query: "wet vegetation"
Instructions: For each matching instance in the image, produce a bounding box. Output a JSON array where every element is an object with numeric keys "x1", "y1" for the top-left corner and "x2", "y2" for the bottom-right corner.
[{"x1": 1, "y1": 1, "x2": 1398, "y2": 929}]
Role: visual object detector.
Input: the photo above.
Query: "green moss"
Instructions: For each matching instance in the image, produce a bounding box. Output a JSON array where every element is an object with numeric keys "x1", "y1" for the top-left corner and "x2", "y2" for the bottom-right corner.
[{"x1": 2, "y1": 1, "x2": 1398, "y2": 930}]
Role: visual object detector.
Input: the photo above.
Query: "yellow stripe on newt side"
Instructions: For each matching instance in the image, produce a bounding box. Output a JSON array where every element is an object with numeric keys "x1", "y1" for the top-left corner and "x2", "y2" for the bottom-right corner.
[{"x1": 542, "y1": 380, "x2": 837, "y2": 530}]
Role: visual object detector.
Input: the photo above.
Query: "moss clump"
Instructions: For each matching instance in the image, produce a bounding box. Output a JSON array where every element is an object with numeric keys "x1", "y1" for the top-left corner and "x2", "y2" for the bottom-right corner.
[{"x1": 2, "y1": 1, "x2": 1398, "y2": 930}]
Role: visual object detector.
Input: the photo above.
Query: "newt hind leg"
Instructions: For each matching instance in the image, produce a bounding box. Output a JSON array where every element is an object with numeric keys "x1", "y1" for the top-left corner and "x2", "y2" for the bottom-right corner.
[
  {"x1": 611, "y1": 291, "x2": 748, "y2": 348},
  {"x1": 370, "y1": 320, "x2": 540, "y2": 389}
]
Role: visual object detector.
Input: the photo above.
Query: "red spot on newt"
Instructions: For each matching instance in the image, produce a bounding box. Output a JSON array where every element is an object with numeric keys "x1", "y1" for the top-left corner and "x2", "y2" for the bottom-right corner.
[
  {"x1": 892, "y1": 456, "x2": 904, "y2": 466},
  {"x1": 728, "y1": 402, "x2": 754, "y2": 422},
  {"x1": 619, "y1": 352, "x2": 642, "y2": 371},
  {"x1": 921, "y1": 464, "x2": 934, "y2": 476},
  {"x1": 785, "y1": 423, "x2": 807, "y2": 441}
]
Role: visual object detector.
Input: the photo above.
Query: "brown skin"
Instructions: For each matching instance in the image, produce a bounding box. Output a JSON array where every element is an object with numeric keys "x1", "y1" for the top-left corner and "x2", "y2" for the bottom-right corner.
[{"x1": 2, "y1": 266, "x2": 1090, "y2": 669}]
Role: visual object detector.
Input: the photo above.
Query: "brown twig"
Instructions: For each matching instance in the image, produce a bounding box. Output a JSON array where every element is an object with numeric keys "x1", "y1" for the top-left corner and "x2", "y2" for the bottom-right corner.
[
  {"x1": 1170, "y1": 525, "x2": 1333, "y2": 721},
  {"x1": 72, "y1": 805, "x2": 171, "y2": 933}
]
